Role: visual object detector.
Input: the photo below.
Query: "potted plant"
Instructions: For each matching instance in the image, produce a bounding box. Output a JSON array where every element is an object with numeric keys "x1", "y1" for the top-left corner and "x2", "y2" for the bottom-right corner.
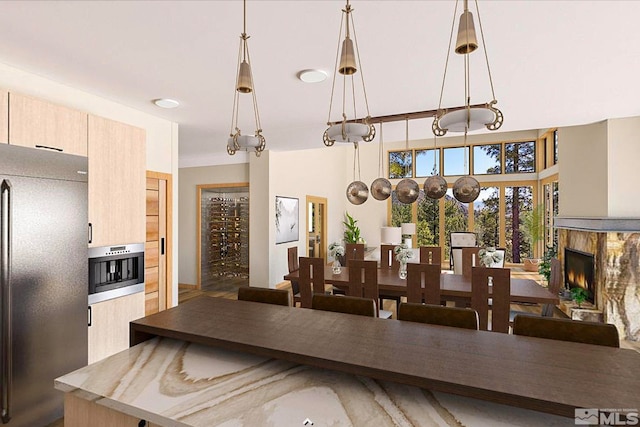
[
  {"x1": 343, "y1": 212, "x2": 363, "y2": 244},
  {"x1": 328, "y1": 242, "x2": 345, "y2": 273},
  {"x1": 538, "y1": 245, "x2": 557, "y2": 285},
  {"x1": 570, "y1": 287, "x2": 589, "y2": 308},
  {"x1": 394, "y1": 244, "x2": 414, "y2": 279},
  {"x1": 521, "y1": 204, "x2": 544, "y2": 272},
  {"x1": 478, "y1": 247, "x2": 504, "y2": 267}
]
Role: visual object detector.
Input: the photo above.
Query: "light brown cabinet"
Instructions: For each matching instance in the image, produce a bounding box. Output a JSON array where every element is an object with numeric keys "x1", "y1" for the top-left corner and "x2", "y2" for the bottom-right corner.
[
  {"x1": 88, "y1": 114, "x2": 146, "y2": 247},
  {"x1": 88, "y1": 292, "x2": 145, "y2": 364},
  {"x1": 0, "y1": 90, "x2": 7, "y2": 144},
  {"x1": 8, "y1": 92, "x2": 87, "y2": 156}
]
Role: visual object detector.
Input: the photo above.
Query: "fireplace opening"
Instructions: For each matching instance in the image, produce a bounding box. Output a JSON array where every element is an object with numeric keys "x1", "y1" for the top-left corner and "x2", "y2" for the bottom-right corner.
[{"x1": 564, "y1": 248, "x2": 595, "y2": 305}]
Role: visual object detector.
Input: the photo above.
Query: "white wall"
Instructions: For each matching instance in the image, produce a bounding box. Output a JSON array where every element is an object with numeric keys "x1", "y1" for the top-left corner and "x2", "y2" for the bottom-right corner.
[
  {"x1": 607, "y1": 116, "x2": 640, "y2": 217},
  {"x1": 558, "y1": 121, "x2": 608, "y2": 217},
  {"x1": 178, "y1": 163, "x2": 250, "y2": 285},
  {"x1": 0, "y1": 60, "x2": 180, "y2": 305}
]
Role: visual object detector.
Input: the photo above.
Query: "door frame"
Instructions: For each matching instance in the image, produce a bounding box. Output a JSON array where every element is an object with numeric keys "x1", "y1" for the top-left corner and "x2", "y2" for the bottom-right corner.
[
  {"x1": 196, "y1": 182, "x2": 249, "y2": 289},
  {"x1": 146, "y1": 170, "x2": 173, "y2": 309},
  {"x1": 305, "y1": 195, "x2": 328, "y2": 263}
]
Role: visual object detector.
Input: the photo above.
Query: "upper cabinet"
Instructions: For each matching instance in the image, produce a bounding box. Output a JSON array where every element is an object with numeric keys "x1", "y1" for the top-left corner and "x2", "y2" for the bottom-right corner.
[
  {"x1": 88, "y1": 115, "x2": 146, "y2": 247},
  {"x1": 0, "y1": 90, "x2": 7, "y2": 144},
  {"x1": 8, "y1": 92, "x2": 87, "y2": 156}
]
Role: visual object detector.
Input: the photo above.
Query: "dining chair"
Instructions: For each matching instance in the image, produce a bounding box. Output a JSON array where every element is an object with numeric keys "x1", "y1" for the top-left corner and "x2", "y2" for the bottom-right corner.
[
  {"x1": 419, "y1": 246, "x2": 442, "y2": 266},
  {"x1": 287, "y1": 246, "x2": 301, "y2": 306},
  {"x1": 512, "y1": 314, "x2": 619, "y2": 347},
  {"x1": 380, "y1": 244, "x2": 400, "y2": 269},
  {"x1": 379, "y1": 244, "x2": 402, "y2": 312},
  {"x1": 398, "y1": 303, "x2": 479, "y2": 330},
  {"x1": 237, "y1": 286, "x2": 292, "y2": 307},
  {"x1": 311, "y1": 294, "x2": 376, "y2": 317},
  {"x1": 406, "y1": 263, "x2": 441, "y2": 305},
  {"x1": 348, "y1": 259, "x2": 392, "y2": 319},
  {"x1": 449, "y1": 231, "x2": 477, "y2": 271},
  {"x1": 298, "y1": 256, "x2": 326, "y2": 309},
  {"x1": 471, "y1": 266, "x2": 510, "y2": 333},
  {"x1": 345, "y1": 243, "x2": 365, "y2": 263},
  {"x1": 461, "y1": 247, "x2": 481, "y2": 279},
  {"x1": 510, "y1": 257, "x2": 561, "y2": 322}
]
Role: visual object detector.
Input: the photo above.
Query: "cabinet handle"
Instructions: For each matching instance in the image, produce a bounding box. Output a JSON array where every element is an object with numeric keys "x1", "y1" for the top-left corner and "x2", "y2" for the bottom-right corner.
[
  {"x1": 161, "y1": 237, "x2": 165, "y2": 256},
  {"x1": 88, "y1": 306, "x2": 92, "y2": 327},
  {"x1": 88, "y1": 223, "x2": 92, "y2": 244},
  {"x1": 34, "y1": 144, "x2": 63, "y2": 152}
]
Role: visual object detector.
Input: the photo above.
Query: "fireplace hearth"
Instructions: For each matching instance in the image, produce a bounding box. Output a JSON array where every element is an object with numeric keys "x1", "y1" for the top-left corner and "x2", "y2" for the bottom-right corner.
[{"x1": 564, "y1": 248, "x2": 595, "y2": 304}]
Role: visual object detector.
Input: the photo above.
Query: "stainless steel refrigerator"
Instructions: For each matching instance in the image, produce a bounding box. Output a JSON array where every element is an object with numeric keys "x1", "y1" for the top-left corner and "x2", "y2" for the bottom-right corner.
[{"x1": 1, "y1": 143, "x2": 88, "y2": 426}]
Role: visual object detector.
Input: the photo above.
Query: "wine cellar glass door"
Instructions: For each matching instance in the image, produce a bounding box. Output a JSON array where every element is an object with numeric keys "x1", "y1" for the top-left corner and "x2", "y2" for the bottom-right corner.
[{"x1": 198, "y1": 184, "x2": 249, "y2": 291}]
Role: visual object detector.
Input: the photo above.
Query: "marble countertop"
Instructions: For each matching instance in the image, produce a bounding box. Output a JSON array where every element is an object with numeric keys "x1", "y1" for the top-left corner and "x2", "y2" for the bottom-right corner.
[{"x1": 56, "y1": 337, "x2": 569, "y2": 427}]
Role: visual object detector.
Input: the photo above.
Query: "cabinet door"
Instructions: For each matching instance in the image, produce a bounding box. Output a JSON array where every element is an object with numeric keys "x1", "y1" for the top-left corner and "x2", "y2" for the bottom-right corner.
[
  {"x1": 88, "y1": 292, "x2": 145, "y2": 364},
  {"x1": 0, "y1": 89, "x2": 7, "y2": 144},
  {"x1": 8, "y1": 92, "x2": 88, "y2": 155},
  {"x1": 88, "y1": 115, "x2": 146, "y2": 247}
]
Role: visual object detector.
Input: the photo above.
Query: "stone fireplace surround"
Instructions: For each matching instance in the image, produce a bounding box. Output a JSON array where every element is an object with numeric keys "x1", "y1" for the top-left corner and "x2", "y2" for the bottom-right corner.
[{"x1": 556, "y1": 217, "x2": 640, "y2": 341}]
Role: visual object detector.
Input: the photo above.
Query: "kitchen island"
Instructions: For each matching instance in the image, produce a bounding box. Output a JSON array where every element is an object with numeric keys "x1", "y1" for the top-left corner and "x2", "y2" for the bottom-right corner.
[{"x1": 56, "y1": 296, "x2": 640, "y2": 426}]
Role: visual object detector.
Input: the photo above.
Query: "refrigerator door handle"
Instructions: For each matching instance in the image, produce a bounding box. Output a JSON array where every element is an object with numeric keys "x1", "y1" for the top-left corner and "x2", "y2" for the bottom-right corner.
[{"x1": 1, "y1": 179, "x2": 12, "y2": 424}]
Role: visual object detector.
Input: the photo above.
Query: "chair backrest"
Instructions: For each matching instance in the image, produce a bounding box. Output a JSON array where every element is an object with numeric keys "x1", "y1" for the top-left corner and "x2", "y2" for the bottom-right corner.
[
  {"x1": 237, "y1": 286, "x2": 292, "y2": 307},
  {"x1": 311, "y1": 294, "x2": 376, "y2": 317},
  {"x1": 398, "y1": 303, "x2": 479, "y2": 330},
  {"x1": 380, "y1": 244, "x2": 400, "y2": 270},
  {"x1": 347, "y1": 260, "x2": 379, "y2": 315},
  {"x1": 298, "y1": 257, "x2": 326, "y2": 309},
  {"x1": 461, "y1": 247, "x2": 481, "y2": 279},
  {"x1": 449, "y1": 232, "x2": 477, "y2": 271},
  {"x1": 541, "y1": 258, "x2": 562, "y2": 317},
  {"x1": 513, "y1": 314, "x2": 620, "y2": 347},
  {"x1": 471, "y1": 266, "x2": 511, "y2": 333},
  {"x1": 406, "y1": 263, "x2": 441, "y2": 305},
  {"x1": 419, "y1": 246, "x2": 442, "y2": 266},
  {"x1": 287, "y1": 246, "x2": 299, "y2": 273},
  {"x1": 345, "y1": 243, "x2": 365, "y2": 263}
]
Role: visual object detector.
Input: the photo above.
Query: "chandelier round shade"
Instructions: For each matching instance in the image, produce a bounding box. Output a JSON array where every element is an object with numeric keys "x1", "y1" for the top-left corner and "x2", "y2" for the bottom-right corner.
[
  {"x1": 452, "y1": 176, "x2": 480, "y2": 203},
  {"x1": 227, "y1": 134, "x2": 265, "y2": 155},
  {"x1": 325, "y1": 122, "x2": 374, "y2": 144},
  {"x1": 436, "y1": 107, "x2": 496, "y2": 133},
  {"x1": 424, "y1": 175, "x2": 447, "y2": 200},
  {"x1": 396, "y1": 179, "x2": 420, "y2": 204},
  {"x1": 371, "y1": 177, "x2": 392, "y2": 201},
  {"x1": 346, "y1": 181, "x2": 369, "y2": 205}
]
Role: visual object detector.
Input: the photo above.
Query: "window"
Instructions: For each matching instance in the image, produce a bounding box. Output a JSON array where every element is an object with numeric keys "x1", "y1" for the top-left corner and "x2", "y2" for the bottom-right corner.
[
  {"x1": 473, "y1": 144, "x2": 501, "y2": 175},
  {"x1": 553, "y1": 130, "x2": 558, "y2": 165},
  {"x1": 505, "y1": 186, "x2": 533, "y2": 262},
  {"x1": 415, "y1": 149, "x2": 440, "y2": 177},
  {"x1": 544, "y1": 180, "x2": 559, "y2": 249},
  {"x1": 389, "y1": 150, "x2": 412, "y2": 178},
  {"x1": 444, "y1": 188, "x2": 469, "y2": 260},
  {"x1": 390, "y1": 190, "x2": 412, "y2": 226},
  {"x1": 473, "y1": 187, "x2": 500, "y2": 247},
  {"x1": 417, "y1": 191, "x2": 439, "y2": 246},
  {"x1": 443, "y1": 147, "x2": 467, "y2": 176},
  {"x1": 505, "y1": 141, "x2": 535, "y2": 173}
]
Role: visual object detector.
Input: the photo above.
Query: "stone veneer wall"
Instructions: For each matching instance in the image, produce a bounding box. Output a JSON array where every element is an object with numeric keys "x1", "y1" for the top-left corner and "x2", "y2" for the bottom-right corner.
[{"x1": 559, "y1": 229, "x2": 640, "y2": 341}]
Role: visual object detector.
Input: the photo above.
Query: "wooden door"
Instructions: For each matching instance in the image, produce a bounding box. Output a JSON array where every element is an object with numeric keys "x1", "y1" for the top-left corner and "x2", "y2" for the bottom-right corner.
[
  {"x1": 145, "y1": 171, "x2": 172, "y2": 315},
  {"x1": 9, "y1": 92, "x2": 87, "y2": 155},
  {"x1": 0, "y1": 89, "x2": 7, "y2": 144},
  {"x1": 306, "y1": 196, "x2": 327, "y2": 262}
]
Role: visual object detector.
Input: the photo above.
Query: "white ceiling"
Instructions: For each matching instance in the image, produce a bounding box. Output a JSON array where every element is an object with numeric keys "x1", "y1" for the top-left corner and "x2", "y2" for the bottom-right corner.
[{"x1": 1, "y1": 1, "x2": 639, "y2": 167}]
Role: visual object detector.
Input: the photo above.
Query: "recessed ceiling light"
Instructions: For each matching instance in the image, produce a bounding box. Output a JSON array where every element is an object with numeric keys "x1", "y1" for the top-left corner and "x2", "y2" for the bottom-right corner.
[
  {"x1": 153, "y1": 98, "x2": 180, "y2": 109},
  {"x1": 297, "y1": 69, "x2": 328, "y2": 83}
]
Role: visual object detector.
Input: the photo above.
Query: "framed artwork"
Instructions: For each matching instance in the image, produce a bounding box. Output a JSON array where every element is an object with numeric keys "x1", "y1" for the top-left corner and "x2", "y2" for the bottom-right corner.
[{"x1": 275, "y1": 196, "x2": 299, "y2": 244}]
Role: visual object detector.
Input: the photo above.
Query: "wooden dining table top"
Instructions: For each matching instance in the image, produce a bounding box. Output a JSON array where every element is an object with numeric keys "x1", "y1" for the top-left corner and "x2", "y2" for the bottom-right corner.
[
  {"x1": 130, "y1": 296, "x2": 640, "y2": 418},
  {"x1": 284, "y1": 266, "x2": 559, "y2": 305}
]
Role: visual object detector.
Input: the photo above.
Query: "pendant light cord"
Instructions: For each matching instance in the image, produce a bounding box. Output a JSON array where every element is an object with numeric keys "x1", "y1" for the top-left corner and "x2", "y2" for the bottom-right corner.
[
  {"x1": 353, "y1": 143, "x2": 362, "y2": 181},
  {"x1": 405, "y1": 118, "x2": 409, "y2": 177},
  {"x1": 436, "y1": 0, "x2": 459, "y2": 110},
  {"x1": 474, "y1": 0, "x2": 497, "y2": 100},
  {"x1": 327, "y1": 10, "x2": 346, "y2": 125},
  {"x1": 378, "y1": 122, "x2": 384, "y2": 177}
]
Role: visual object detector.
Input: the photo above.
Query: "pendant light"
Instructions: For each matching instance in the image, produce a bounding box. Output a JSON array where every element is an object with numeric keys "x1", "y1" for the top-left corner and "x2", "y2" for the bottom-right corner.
[
  {"x1": 227, "y1": 0, "x2": 266, "y2": 157},
  {"x1": 423, "y1": 122, "x2": 447, "y2": 200},
  {"x1": 396, "y1": 119, "x2": 419, "y2": 204},
  {"x1": 432, "y1": 0, "x2": 503, "y2": 137},
  {"x1": 323, "y1": 0, "x2": 375, "y2": 147},
  {"x1": 346, "y1": 142, "x2": 369, "y2": 205},
  {"x1": 371, "y1": 122, "x2": 392, "y2": 201}
]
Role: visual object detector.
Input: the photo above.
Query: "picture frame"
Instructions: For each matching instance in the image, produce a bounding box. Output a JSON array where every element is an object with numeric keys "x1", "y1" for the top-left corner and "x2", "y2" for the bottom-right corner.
[{"x1": 275, "y1": 196, "x2": 299, "y2": 244}]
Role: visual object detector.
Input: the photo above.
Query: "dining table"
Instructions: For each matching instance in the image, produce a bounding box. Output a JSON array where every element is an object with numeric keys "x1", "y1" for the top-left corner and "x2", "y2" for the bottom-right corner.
[{"x1": 284, "y1": 266, "x2": 559, "y2": 305}]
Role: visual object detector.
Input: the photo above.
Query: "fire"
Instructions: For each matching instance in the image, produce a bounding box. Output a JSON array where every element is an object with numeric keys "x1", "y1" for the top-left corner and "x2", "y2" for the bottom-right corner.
[{"x1": 567, "y1": 270, "x2": 589, "y2": 288}]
